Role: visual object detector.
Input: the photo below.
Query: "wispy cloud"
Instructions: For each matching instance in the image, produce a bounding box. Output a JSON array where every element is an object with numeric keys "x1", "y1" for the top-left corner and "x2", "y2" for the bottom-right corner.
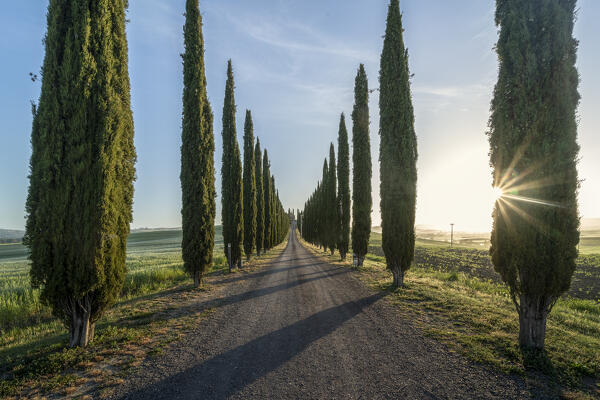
[
  {"x1": 129, "y1": 0, "x2": 181, "y2": 44},
  {"x1": 222, "y1": 10, "x2": 377, "y2": 62},
  {"x1": 413, "y1": 83, "x2": 492, "y2": 98}
]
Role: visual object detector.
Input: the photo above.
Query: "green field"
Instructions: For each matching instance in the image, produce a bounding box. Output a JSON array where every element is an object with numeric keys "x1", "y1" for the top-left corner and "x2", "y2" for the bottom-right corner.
[{"x1": 0, "y1": 228, "x2": 225, "y2": 339}]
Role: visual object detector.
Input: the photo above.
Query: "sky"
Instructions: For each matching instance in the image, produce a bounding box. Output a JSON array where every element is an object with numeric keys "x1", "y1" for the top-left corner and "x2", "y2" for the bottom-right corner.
[{"x1": 0, "y1": 0, "x2": 598, "y2": 233}]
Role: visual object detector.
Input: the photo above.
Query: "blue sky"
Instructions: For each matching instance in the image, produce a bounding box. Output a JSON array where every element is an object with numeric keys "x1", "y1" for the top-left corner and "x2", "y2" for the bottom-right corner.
[{"x1": 1, "y1": 1, "x2": 598, "y2": 232}]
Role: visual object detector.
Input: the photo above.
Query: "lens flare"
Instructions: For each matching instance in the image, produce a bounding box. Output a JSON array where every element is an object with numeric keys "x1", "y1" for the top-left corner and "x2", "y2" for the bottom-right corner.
[{"x1": 492, "y1": 186, "x2": 504, "y2": 202}]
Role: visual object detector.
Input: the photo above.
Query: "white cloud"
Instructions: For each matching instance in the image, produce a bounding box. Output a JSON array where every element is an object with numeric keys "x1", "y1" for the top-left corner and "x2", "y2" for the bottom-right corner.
[
  {"x1": 223, "y1": 10, "x2": 377, "y2": 62},
  {"x1": 413, "y1": 83, "x2": 492, "y2": 99}
]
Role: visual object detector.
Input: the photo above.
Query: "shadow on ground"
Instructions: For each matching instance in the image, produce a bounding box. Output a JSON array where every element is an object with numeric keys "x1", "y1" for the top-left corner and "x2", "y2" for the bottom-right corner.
[{"x1": 119, "y1": 292, "x2": 387, "y2": 400}]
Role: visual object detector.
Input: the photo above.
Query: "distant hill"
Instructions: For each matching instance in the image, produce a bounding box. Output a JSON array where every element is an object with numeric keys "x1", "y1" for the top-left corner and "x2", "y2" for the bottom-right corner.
[
  {"x1": 0, "y1": 229, "x2": 24, "y2": 243},
  {"x1": 581, "y1": 218, "x2": 600, "y2": 232}
]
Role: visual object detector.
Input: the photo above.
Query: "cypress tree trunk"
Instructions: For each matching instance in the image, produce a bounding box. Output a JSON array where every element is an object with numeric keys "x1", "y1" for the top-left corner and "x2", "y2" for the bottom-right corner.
[
  {"x1": 181, "y1": 0, "x2": 215, "y2": 287},
  {"x1": 351, "y1": 65, "x2": 372, "y2": 267},
  {"x1": 221, "y1": 60, "x2": 244, "y2": 268},
  {"x1": 243, "y1": 110, "x2": 257, "y2": 261},
  {"x1": 69, "y1": 296, "x2": 93, "y2": 348},
  {"x1": 518, "y1": 295, "x2": 554, "y2": 349},
  {"x1": 379, "y1": 0, "x2": 418, "y2": 288},
  {"x1": 488, "y1": 0, "x2": 580, "y2": 350},
  {"x1": 337, "y1": 114, "x2": 350, "y2": 261},
  {"x1": 392, "y1": 269, "x2": 404, "y2": 288},
  {"x1": 25, "y1": 0, "x2": 136, "y2": 347},
  {"x1": 193, "y1": 270, "x2": 202, "y2": 287},
  {"x1": 255, "y1": 139, "x2": 264, "y2": 256}
]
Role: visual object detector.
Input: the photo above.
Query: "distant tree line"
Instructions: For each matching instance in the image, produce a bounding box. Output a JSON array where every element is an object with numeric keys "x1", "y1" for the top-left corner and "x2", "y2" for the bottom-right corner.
[
  {"x1": 221, "y1": 60, "x2": 290, "y2": 268},
  {"x1": 25, "y1": 0, "x2": 290, "y2": 348},
  {"x1": 301, "y1": 64, "x2": 374, "y2": 269},
  {"x1": 180, "y1": 9, "x2": 292, "y2": 282}
]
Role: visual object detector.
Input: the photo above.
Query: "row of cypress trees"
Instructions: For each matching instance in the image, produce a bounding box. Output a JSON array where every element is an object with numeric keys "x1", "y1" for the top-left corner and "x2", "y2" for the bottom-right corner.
[
  {"x1": 301, "y1": 0, "x2": 582, "y2": 352},
  {"x1": 219, "y1": 59, "x2": 290, "y2": 270},
  {"x1": 301, "y1": 64, "x2": 372, "y2": 267},
  {"x1": 25, "y1": 0, "x2": 289, "y2": 348}
]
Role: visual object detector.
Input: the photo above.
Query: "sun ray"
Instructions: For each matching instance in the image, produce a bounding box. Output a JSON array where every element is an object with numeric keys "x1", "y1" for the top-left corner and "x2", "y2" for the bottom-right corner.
[
  {"x1": 498, "y1": 159, "x2": 549, "y2": 191},
  {"x1": 502, "y1": 193, "x2": 566, "y2": 209},
  {"x1": 503, "y1": 175, "x2": 557, "y2": 194},
  {"x1": 495, "y1": 136, "x2": 533, "y2": 187},
  {"x1": 495, "y1": 199, "x2": 515, "y2": 231},
  {"x1": 500, "y1": 197, "x2": 553, "y2": 233}
]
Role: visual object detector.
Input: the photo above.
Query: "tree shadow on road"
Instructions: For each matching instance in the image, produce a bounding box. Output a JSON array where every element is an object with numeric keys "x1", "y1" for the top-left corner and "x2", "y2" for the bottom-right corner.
[
  {"x1": 119, "y1": 292, "x2": 388, "y2": 400},
  {"x1": 217, "y1": 261, "x2": 326, "y2": 285},
  {"x1": 116, "y1": 265, "x2": 351, "y2": 328}
]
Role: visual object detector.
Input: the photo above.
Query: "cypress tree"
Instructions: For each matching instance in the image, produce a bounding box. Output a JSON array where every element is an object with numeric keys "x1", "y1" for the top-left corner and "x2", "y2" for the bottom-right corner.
[
  {"x1": 327, "y1": 143, "x2": 338, "y2": 255},
  {"x1": 321, "y1": 159, "x2": 329, "y2": 252},
  {"x1": 337, "y1": 113, "x2": 351, "y2": 260},
  {"x1": 263, "y1": 149, "x2": 272, "y2": 251},
  {"x1": 489, "y1": 0, "x2": 580, "y2": 350},
  {"x1": 351, "y1": 64, "x2": 372, "y2": 266},
  {"x1": 270, "y1": 176, "x2": 277, "y2": 247},
  {"x1": 221, "y1": 60, "x2": 244, "y2": 268},
  {"x1": 255, "y1": 138, "x2": 264, "y2": 256},
  {"x1": 379, "y1": 0, "x2": 418, "y2": 287},
  {"x1": 242, "y1": 110, "x2": 256, "y2": 261},
  {"x1": 181, "y1": 0, "x2": 215, "y2": 287},
  {"x1": 25, "y1": 0, "x2": 136, "y2": 347}
]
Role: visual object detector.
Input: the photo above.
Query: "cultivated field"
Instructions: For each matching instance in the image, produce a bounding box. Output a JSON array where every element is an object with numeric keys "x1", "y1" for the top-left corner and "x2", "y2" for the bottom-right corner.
[{"x1": 368, "y1": 232, "x2": 600, "y2": 301}]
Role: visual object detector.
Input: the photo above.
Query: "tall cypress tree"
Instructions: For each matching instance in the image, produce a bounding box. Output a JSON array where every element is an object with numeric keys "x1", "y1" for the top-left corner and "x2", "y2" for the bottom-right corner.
[
  {"x1": 489, "y1": 0, "x2": 580, "y2": 350},
  {"x1": 181, "y1": 0, "x2": 215, "y2": 287},
  {"x1": 351, "y1": 64, "x2": 372, "y2": 266},
  {"x1": 327, "y1": 143, "x2": 338, "y2": 255},
  {"x1": 255, "y1": 138, "x2": 264, "y2": 256},
  {"x1": 221, "y1": 60, "x2": 244, "y2": 268},
  {"x1": 25, "y1": 0, "x2": 136, "y2": 347},
  {"x1": 270, "y1": 176, "x2": 277, "y2": 247},
  {"x1": 242, "y1": 110, "x2": 256, "y2": 261},
  {"x1": 321, "y1": 159, "x2": 329, "y2": 252},
  {"x1": 263, "y1": 149, "x2": 272, "y2": 251},
  {"x1": 379, "y1": 0, "x2": 418, "y2": 287},
  {"x1": 337, "y1": 113, "x2": 351, "y2": 260}
]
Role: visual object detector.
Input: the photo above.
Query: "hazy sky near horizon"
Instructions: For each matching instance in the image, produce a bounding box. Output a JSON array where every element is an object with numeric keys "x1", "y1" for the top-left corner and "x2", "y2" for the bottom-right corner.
[{"x1": 1, "y1": 1, "x2": 598, "y2": 232}]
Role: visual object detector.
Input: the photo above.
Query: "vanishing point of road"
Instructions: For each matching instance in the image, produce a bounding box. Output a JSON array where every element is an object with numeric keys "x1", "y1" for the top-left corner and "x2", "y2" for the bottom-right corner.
[{"x1": 113, "y1": 226, "x2": 533, "y2": 399}]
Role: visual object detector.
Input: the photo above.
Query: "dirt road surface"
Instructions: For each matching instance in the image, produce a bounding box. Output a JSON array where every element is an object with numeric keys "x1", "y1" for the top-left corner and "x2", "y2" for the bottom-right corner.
[{"x1": 112, "y1": 227, "x2": 535, "y2": 399}]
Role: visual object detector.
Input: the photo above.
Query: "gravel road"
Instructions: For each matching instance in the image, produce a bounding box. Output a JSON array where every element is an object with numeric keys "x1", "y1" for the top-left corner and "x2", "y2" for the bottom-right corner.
[{"x1": 112, "y1": 227, "x2": 538, "y2": 399}]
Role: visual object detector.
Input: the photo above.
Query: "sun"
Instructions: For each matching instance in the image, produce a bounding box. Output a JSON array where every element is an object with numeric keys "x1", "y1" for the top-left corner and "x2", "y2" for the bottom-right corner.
[{"x1": 492, "y1": 186, "x2": 504, "y2": 202}]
